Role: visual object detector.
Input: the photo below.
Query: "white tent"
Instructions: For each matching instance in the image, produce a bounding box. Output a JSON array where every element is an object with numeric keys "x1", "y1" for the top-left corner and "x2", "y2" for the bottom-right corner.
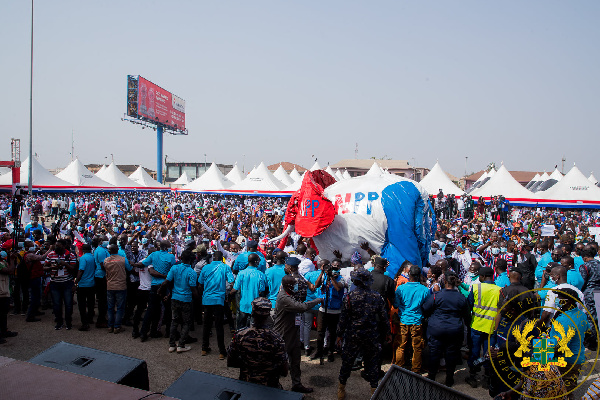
[
  {"x1": 99, "y1": 162, "x2": 143, "y2": 188},
  {"x1": 525, "y1": 173, "x2": 541, "y2": 189},
  {"x1": 289, "y1": 168, "x2": 302, "y2": 182},
  {"x1": 56, "y1": 159, "x2": 113, "y2": 187},
  {"x1": 365, "y1": 162, "x2": 383, "y2": 177},
  {"x1": 470, "y1": 164, "x2": 535, "y2": 203},
  {"x1": 342, "y1": 169, "x2": 352, "y2": 180},
  {"x1": 530, "y1": 172, "x2": 549, "y2": 192},
  {"x1": 589, "y1": 173, "x2": 598, "y2": 185},
  {"x1": 286, "y1": 172, "x2": 305, "y2": 192},
  {"x1": 468, "y1": 170, "x2": 488, "y2": 192},
  {"x1": 229, "y1": 162, "x2": 286, "y2": 192},
  {"x1": 226, "y1": 164, "x2": 245, "y2": 184},
  {"x1": 419, "y1": 162, "x2": 464, "y2": 196},
  {"x1": 184, "y1": 163, "x2": 233, "y2": 192},
  {"x1": 95, "y1": 165, "x2": 108, "y2": 180},
  {"x1": 273, "y1": 165, "x2": 294, "y2": 186},
  {"x1": 536, "y1": 168, "x2": 563, "y2": 192},
  {"x1": 129, "y1": 166, "x2": 166, "y2": 188},
  {"x1": 172, "y1": 171, "x2": 192, "y2": 187},
  {"x1": 325, "y1": 165, "x2": 338, "y2": 180},
  {"x1": 335, "y1": 169, "x2": 344, "y2": 180},
  {"x1": 0, "y1": 157, "x2": 73, "y2": 189},
  {"x1": 309, "y1": 161, "x2": 322, "y2": 171},
  {"x1": 537, "y1": 165, "x2": 600, "y2": 206}
]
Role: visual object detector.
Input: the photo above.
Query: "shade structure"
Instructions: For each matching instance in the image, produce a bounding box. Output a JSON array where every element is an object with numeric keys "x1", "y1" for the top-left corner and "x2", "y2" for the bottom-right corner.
[
  {"x1": 470, "y1": 164, "x2": 535, "y2": 205},
  {"x1": 129, "y1": 166, "x2": 167, "y2": 189},
  {"x1": 289, "y1": 167, "x2": 302, "y2": 182},
  {"x1": 273, "y1": 165, "x2": 294, "y2": 186},
  {"x1": 225, "y1": 164, "x2": 245, "y2": 184},
  {"x1": 536, "y1": 168, "x2": 563, "y2": 192},
  {"x1": 56, "y1": 159, "x2": 113, "y2": 188},
  {"x1": 468, "y1": 170, "x2": 488, "y2": 192},
  {"x1": 324, "y1": 165, "x2": 338, "y2": 180},
  {"x1": 365, "y1": 162, "x2": 383, "y2": 177},
  {"x1": 525, "y1": 173, "x2": 541, "y2": 189},
  {"x1": 95, "y1": 165, "x2": 108, "y2": 180},
  {"x1": 172, "y1": 171, "x2": 192, "y2": 186},
  {"x1": 286, "y1": 172, "x2": 305, "y2": 192},
  {"x1": 529, "y1": 172, "x2": 549, "y2": 192},
  {"x1": 309, "y1": 161, "x2": 322, "y2": 171},
  {"x1": 589, "y1": 173, "x2": 598, "y2": 185},
  {"x1": 99, "y1": 162, "x2": 143, "y2": 189},
  {"x1": 419, "y1": 162, "x2": 464, "y2": 196},
  {"x1": 335, "y1": 169, "x2": 344, "y2": 180},
  {"x1": 184, "y1": 163, "x2": 233, "y2": 192},
  {"x1": 226, "y1": 162, "x2": 289, "y2": 196},
  {"x1": 342, "y1": 170, "x2": 351, "y2": 180},
  {"x1": 536, "y1": 165, "x2": 600, "y2": 208},
  {"x1": 0, "y1": 157, "x2": 74, "y2": 191}
]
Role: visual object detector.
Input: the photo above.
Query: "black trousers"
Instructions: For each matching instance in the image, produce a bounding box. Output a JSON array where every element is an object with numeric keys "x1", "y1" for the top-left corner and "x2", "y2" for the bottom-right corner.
[
  {"x1": 94, "y1": 277, "x2": 107, "y2": 324},
  {"x1": 141, "y1": 286, "x2": 171, "y2": 336},
  {"x1": 124, "y1": 280, "x2": 139, "y2": 322},
  {"x1": 76, "y1": 286, "x2": 95, "y2": 325},
  {"x1": 316, "y1": 311, "x2": 340, "y2": 356},
  {"x1": 428, "y1": 331, "x2": 463, "y2": 379},
  {"x1": 133, "y1": 289, "x2": 150, "y2": 333},
  {"x1": 11, "y1": 275, "x2": 29, "y2": 314},
  {"x1": 203, "y1": 304, "x2": 226, "y2": 354}
]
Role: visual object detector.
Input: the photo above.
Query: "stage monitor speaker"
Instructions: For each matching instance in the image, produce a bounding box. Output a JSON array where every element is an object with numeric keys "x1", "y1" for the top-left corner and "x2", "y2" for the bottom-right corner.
[
  {"x1": 372, "y1": 365, "x2": 477, "y2": 400},
  {"x1": 163, "y1": 369, "x2": 303, "y2": 400},
  {"x1": 29, "y1": 341, "x2": 149, "y2": 390}
]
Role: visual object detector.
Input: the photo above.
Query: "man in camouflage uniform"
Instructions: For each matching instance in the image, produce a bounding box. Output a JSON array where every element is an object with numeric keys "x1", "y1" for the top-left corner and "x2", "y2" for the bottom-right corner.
[
  {"x1": 336, "y1": 268, "x2": 390, "y2": 399},
  {"x1": 227, "y1": 298, "x2": 289, "y2": 388},
  {"x1": 581, "y1": 245, "x2": 600, "y2": 350}
]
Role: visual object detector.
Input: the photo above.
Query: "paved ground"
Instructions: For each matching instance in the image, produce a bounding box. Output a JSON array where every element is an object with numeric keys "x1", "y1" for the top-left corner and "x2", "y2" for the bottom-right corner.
[{"x1": 1, "y1": 313, "x2": 598, "y2": 399}]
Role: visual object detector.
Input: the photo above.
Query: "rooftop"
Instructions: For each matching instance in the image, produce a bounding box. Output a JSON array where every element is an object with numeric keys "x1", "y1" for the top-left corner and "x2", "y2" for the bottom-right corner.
[{"x1": 267, "y1": 162, "x2": 307, "y2": 173}]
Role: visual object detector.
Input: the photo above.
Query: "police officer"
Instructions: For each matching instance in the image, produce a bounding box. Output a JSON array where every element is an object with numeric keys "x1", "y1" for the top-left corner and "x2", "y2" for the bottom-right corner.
[
  {"x1": 227, "y1": 298, "x2": 288, "y2": 388},
  {"x1": 273, "y1": 274, "x2": 322, "y2": 393},
  {"x1": 336, "y1": 268, "x2": 390, "y2": 399}
]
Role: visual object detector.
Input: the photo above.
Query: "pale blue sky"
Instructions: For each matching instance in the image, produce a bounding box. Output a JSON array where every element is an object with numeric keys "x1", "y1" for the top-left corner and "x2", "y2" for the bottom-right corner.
[{"x1": 2, "y1": 1, "x2": 599, "y2": 177}]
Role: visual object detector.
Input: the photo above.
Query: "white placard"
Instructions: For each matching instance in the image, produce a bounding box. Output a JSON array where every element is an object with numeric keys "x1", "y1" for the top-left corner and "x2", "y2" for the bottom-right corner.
[{"x1": 541, "y1": 225, "x2": 555, "y2": 237}]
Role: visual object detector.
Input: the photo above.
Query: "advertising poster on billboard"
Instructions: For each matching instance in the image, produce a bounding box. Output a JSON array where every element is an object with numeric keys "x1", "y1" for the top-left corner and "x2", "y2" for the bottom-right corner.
[{"x1": 137, "y1": 76, "x2": 186, "y2": 131}]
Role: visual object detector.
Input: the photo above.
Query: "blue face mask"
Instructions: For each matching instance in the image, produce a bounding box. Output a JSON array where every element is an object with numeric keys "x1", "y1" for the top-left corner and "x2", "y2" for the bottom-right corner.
[
  {"x1": 102, "y1": 241, "x2": 109, "y2": 247},
  {"x1": 500, "y1": 247, "x2": 507, "y2": 253},
  {"x1": 141, "y1": 238, "x2": 148, "y2": 245}
]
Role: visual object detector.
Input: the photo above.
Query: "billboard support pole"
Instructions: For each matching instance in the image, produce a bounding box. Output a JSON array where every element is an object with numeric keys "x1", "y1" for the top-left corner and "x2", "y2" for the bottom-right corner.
[{"x1": 157, "y1": 125, "x2": 163, "y2": 183}]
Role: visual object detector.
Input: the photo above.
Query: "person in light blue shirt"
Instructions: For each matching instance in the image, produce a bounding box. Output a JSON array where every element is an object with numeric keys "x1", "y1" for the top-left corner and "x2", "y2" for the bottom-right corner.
[
  {"x1": 75, "y1": 244, "x2": 96, "y2": 330},
  {"x1": 534, "y1": 240, "x2": 553, "y2": 286},
  {"x1": 394, "y1": 265, "x2": 431, "y2": 373},
  {"x1": 265, "y1": 251, "x2": 287, "y2": 308},
  {"x1": 494, "y1": 259, "x2": 510, "y2": 288},
  {"x1": 198, "y1": 251, "x2": 235, "y2": 357},
  {"x1": 162, "y1": 250, "x2": 198, "y2": 353},
  {"x1": 93, "y1": 237, "x2": 110, "y2": 327},
  {"x1": 230, "y1": 253, "x2": 266, "y2": 329},
  {"x1": 561, "y1": 255, "x2": 584, "y2": 290},
  {"x1": 232, "y1": 241, "x2": 266, "y2": 273}
]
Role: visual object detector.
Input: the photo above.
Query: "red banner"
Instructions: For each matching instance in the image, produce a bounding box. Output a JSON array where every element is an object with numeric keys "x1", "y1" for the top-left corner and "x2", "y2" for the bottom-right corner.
[{"x1": 137, "y1": 76, "x2": 186, "y2": 131}]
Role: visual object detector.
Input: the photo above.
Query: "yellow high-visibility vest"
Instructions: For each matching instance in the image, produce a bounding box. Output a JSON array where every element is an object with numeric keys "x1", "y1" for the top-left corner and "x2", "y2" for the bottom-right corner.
[{"x1": 470, "y1": 282, "x2": 501, "y2": 334}]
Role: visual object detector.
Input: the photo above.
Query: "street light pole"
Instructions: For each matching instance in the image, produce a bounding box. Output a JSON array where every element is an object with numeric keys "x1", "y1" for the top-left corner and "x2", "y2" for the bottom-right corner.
[
  {"x1": 465, "y1": 156, "x2": 468, "y2": 177},
  {"x1": 28, "y1": 0, "x2": 34, "y2": 194}
]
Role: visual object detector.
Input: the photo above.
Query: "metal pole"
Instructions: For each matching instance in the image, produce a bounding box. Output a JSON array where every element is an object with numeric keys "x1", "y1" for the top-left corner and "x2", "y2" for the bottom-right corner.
[
  {"x1": 28, "y1": 0, "x2": 34, "y2": 194},
  {"x1": 157, "y1": 125, "x2": 163, "y2": 183}
]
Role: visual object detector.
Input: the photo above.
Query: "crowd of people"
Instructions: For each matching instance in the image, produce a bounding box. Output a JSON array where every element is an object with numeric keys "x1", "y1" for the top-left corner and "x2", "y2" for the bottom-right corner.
[{"x1": 1, "y1": 191, "x2": 600, "y2": 399}]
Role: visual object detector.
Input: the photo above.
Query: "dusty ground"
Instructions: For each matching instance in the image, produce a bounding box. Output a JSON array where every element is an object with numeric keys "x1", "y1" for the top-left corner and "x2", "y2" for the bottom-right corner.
[{"x1": 1, "y1": 313, "x2": 598, "y2": 399}]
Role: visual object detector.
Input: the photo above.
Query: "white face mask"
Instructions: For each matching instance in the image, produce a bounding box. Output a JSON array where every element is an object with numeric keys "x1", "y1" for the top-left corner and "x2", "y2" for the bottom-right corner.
[{"x1": 491, "y1": 248, "x2": 500, "y2": 255}]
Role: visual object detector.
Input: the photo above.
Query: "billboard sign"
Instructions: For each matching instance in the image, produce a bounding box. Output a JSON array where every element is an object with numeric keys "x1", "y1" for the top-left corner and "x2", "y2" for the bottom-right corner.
[{"x1": 127, "y1": 76, "x2": 186, "y2": 132}]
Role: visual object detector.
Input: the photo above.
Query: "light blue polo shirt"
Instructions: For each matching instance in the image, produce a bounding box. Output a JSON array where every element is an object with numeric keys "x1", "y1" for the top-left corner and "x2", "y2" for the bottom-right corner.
[
  {"x1": 198, "y1": 261, "x2": 235, "y2": 306},
  {"x1": 233, "y1": 265, "x2": 266, "y2": 314},
  {"x1": 94, "y1": 245, "x2": 109, "y2": 279},
  {"x1": 265, "y1": 264, "x2": 286, "y2": 308},
  {"x1": 535, "y1": 252, "x2": 552, "y2": 284},
  {"x1": 567, "y1": 269, "x2": 584, "y2": 290},
  {"x1": 304, "y1": 269, "x2": 323, "y2": 311},
  {"x1": 166, "y1": 263, "x2": 197, "y2": 303},
  {"x1": 550, "y1": 307, "x2": 589, "y2": 364},
  {"x1": 141, "y1": 250, "x2": 176, "y2": 286},
  {"x1": 232, "y1": 251, "x2": 267, "y2": 273},
  {"x1": 78, "y1": 253, "x2": 96, "y2": 288},
  {"x1": 394, "y1": 282, "x2": 430, "y2": 325},
  {"x1": 495, "y1": 272, "x2": 510, "y2": 288}
]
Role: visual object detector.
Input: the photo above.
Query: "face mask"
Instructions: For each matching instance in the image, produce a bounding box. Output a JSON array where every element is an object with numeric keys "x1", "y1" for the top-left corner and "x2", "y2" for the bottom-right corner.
[
  {"x1": 468, "y1": 272, "x2": 478, "y2": 279},
  {"x1": 113, "y1": 227, "x2": 119, "y2": 233},
  {"x1": 431, "y1": 249, "x2": 438, "y2": 254},
  {"x1": 142, "y1": 238, "x2": 148, "y2": 244},
  {"x1": 293, "y1": 283, "x2": 299, "y2": 292},
  {"x1": 445, "y1": 254, "x2": 452, "y2": 259},
  {"x1": 491, "y1": 248, "x2": 500, "y2": 255},
  {"x1": 102, "y1": 241, "x2": 109, "y2": 247},
  {"x1": 549, "y1": 276, "x2": 557, "y2": 285},
  {"x1": 230, "y1": 251, "x2": 238, "y2": 256},
  {"x1": 77, "y1": 226, "x2": 83, "y2": 232},
  {"x1": 500, "y1": 247, "x2": 507, "y2": 253}
]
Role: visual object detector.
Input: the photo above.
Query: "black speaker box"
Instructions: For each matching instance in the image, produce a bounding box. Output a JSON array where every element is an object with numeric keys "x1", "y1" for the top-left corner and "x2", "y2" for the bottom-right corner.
[
  {"x1": 29, "y1": 341, "x2": 149, "y2": 390},
  {"x1": 372, "y1": 365, "x2": 477, "y2": 400},
  {"x1": 164, "y1": 369, "x2": 303, "y2": 400}
]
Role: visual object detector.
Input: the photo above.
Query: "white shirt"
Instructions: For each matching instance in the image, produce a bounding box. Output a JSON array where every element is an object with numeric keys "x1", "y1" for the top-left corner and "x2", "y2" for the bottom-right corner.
[
  {"x1": 294, "y1": 255, "x2": 315, "y2": 276},
  {"x1": 543, "y1": 283, "x2": 585, "y2": 315},
  {"x1": 138, "y1": 265, "x2": 152, "y2": 291}
]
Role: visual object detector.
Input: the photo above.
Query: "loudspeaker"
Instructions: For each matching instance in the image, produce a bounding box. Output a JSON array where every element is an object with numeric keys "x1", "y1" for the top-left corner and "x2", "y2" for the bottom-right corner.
[
  {"x1": 372, "y1": 365, "x2": 477, "y2": 400},
  {"x1": 164, "y1": 369, "x2": 303, "y2": 400},
  {"x1": 29, "y1": 341, "x2": 149, "y2": 390}
]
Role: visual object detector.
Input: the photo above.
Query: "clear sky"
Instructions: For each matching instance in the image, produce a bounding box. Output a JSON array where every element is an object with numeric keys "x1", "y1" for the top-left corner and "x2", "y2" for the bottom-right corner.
[{"x1": 2, "y1": 1, "x2": 599, "y2": 177}]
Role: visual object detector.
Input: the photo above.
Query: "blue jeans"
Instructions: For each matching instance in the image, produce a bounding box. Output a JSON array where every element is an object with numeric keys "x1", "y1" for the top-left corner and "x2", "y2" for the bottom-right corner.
[
  {"x1": 107, "y1": 290, "x2": 127, "y2": 329},
  {"x1": 468, "y1": 329, "x2": 497, "y2": 374},
  {"x1": 50, "y1": 281, "x2": 74, "y2": 327},
  {"x1": 26, "y1": 277, "x2": 42, "y2": 319}
]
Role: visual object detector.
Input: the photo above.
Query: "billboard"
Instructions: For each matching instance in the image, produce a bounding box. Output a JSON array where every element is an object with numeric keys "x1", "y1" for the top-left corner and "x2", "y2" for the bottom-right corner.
[{"x1": 127, "y1": 75, "x2": 186, "y2": 132}]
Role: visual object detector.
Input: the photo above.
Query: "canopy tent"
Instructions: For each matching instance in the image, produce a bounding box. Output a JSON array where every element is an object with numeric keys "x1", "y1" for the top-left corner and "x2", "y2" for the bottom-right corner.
[
  {"x1": 365, "y1": 162, "x2": 383, "y2": 177},
  {"x1": 335, "y1": 169, "x2": 344, "y2": 180},
  {"x1": 226, "y1": 162, "x2": 289, "y2": 196},
  {"x1": 535, "y1": 168, "x2": 562, "y2": 192},
  {"x1": 342, "y1": 170, "x2": 352, "y2": 180},
  {"x1": 99, "y1": 162, "x2": 143, "y2": 189},
  {"x1": 184, "y1": 163, "x2": 233, "y2": 192},
  {"x1": 418, "y1": 162, "x2": 464, "y2": 196},
  {"x1": 95, "y1": 165, "x2": 108, "y2": 180},
  {"x1": 468, "y1": 170, "x2": 488, "y2": 193},
  {"x1": 225, "y1": 164, "x2": 245, "y2": 184},
  {"x1": 0, "y1": 157, "x2": 74, "y2": 191},
  {"x1": 172, "y1": 171, "x2": 192, "y2": 187},
  {"x1": 129, "y1": 166, "x2": 167, "y2": 189},
  {"x1": 588, "y1": 173, "x2": 598, "y2": 185},
  {"x1": 55, "y1": 159, "x2": 113, "y2": 188},
  {"x1": 536, "y1": 165, "x2": 600, "y2": 208},
  {"x1": 273, "y1": 165, "x2": 295, "y2": 186},
  {"x1": 324, "y1": 165, "x2": 338, "y2": 180},
  {"x1": 529, "y1": 172, "x2": 549, "y2": 192},
  {"x1": 289, "y1": 168, "x2": 302, "y2": 182},
  {"x1": 470, "y1": 164, "x2": 536, "y2": 205},
  {"x1": 525, "y1": 173, "x2": 541, "y2": 189},
  {"x1": 286, "y1": 172, "x2": 305, "y2": 192},
  {"x1": 309, "y1": 161, "x2": 322, "y2": 171}
]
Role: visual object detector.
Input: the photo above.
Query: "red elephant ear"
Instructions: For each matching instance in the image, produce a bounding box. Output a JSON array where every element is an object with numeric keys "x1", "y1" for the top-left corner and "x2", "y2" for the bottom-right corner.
[{"x1": 285, "y1": 170, "x2": 337, "y2": 238}]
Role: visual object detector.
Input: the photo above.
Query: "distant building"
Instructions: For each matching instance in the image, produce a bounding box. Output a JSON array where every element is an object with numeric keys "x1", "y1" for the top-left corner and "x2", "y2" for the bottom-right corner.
[
  {"x1": 164, "y1": 162, "x2": 233, "y2": 184},
  {"x1": 267, "y1": 162, "x2": 307, "y2": 173},
  {"x1": 330, "y1": 159, "x2": 429, "y2": 181}
]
